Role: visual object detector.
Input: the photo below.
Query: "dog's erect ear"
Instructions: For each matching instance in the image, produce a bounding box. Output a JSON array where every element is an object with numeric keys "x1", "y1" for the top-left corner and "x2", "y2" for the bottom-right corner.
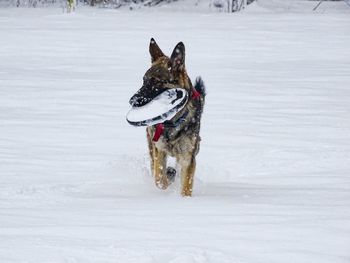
[
  {"x1": 170, "y1": 42, "x2": 185, "y2": 70},
  {"x1": 149, "y1": 38, "x2": 165, "y2": 63}
]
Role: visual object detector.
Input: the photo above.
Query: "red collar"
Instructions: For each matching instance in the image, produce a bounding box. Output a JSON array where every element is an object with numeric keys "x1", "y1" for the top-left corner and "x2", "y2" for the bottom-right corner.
[
  {"x1": 152, "y1": 88, "x2": 200, "y2": 142},
  {"x1": 191, "y1": 88, "x2": 201, "y2": 100}
]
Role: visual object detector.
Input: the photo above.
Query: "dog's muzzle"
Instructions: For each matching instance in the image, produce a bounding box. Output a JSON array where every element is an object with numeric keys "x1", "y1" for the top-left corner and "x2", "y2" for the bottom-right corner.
[{"x1": 129, "y1": 78, "x2": 169, "y2": 107}]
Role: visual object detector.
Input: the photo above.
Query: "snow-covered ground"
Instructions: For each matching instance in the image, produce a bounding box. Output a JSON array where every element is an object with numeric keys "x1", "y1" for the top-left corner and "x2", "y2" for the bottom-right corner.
[{"x1": 1, "y1": 4, "x2": 350, "y2": 263}]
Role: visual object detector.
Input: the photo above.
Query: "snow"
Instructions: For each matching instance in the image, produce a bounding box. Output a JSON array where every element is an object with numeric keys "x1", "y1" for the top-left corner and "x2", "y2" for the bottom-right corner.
[
  {"x1": 251, "y1": 0, "x2": 350, "y2": 13},
  {"x1": 1, "y1": 4, "x2": 350, "y2": 263}
]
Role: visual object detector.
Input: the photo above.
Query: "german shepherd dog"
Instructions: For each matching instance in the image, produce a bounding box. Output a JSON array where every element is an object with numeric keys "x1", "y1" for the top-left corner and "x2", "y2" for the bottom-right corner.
[{"x1": 129, "y1": 38, "x2": 205, "y2": 196}]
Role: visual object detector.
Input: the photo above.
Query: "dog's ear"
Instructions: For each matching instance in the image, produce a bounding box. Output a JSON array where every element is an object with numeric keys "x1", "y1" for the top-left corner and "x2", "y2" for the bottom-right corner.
[
  {"x1": 170, "y1": 42, "x2": 185, "y2": 70},
  {"x1": 149, "y1": 38, "x2": 165, "y2": 63}
]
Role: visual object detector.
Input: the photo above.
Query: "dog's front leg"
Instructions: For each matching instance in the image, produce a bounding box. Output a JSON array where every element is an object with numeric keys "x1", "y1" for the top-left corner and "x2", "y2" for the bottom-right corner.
[
  {"x1": 179, "y1": 153, "x2": 196, "y2": 197},
  {"x1": 147, "y1": 128, "x2": 168, "y2": 190},
  {"x1": 153, "y1": 147, "x2": 168, "y2": 190},
  {"x1": 146, "y1": 128, "x2": 154, "y2": 174}
]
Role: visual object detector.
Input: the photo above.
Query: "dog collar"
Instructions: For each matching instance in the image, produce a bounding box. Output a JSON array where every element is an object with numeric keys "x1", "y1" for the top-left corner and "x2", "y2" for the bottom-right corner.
[
  {"x1": 152, "y1": 123, "x2": 165, "y2": 142},
  {"x1": 191, "y1": 88, "x2": 201, "y2": 100}
]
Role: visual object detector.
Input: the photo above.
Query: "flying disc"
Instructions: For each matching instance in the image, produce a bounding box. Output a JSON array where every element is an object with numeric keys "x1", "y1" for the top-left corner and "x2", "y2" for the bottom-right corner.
[{"x1": 126, "y1": 88, "x2": 188, "y2": 127}]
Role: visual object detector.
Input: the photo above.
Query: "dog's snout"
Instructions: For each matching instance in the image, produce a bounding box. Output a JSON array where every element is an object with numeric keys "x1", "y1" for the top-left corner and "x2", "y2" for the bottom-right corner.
[
  {"x1": 129, "y1": 84, "x2": 166, "y2": 107},
  {"x1": 129, "y1": 93, "x2": 150, "y2": 107}
]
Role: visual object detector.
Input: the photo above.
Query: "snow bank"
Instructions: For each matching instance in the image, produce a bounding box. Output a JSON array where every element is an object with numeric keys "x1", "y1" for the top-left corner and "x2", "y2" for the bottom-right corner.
[{"x1": 0, "y1": 6, "x2": 350, "y2": 263}]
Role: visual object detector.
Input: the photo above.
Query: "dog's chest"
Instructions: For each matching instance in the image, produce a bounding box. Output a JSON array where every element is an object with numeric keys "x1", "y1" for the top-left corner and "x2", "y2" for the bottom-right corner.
[
  {"x1": 153, "y1": 132, "x2": 196, "y2": 157},
  {"x1": 147, "y1": 101, "x2": 200, "y2": 156}
]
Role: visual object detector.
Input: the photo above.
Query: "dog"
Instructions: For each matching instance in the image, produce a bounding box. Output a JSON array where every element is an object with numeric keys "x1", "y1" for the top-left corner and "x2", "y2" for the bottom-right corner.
[{"x1": 129, "y1": 38, "x2": 206, "y2": 197}]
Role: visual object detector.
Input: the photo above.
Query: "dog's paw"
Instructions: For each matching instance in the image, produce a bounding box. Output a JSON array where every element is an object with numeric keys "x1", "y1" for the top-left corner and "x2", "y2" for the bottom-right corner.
[
  {"x1": 155, "y1": 177, "x2": 168, "y2": 190},
  {"x1": 166, "y1": 167, "x2": 176, "y2": 184}
]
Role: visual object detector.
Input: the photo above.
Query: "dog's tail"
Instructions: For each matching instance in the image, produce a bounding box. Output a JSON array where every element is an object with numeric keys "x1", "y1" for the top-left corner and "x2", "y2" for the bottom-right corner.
[{"x1": 194, "y1": 77, "x2": 206, "y2": 97}]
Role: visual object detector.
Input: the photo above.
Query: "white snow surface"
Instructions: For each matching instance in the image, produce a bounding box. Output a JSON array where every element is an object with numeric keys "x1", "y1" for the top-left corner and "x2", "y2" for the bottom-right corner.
[{"x1": 1, "y1": 5, "x2": 350, "y2": 263}]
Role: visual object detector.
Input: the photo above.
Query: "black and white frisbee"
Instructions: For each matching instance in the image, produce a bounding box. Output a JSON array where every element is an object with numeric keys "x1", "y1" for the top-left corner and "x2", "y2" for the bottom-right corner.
[{"x1": 126, "y1": 88, "x2": 188, "y2": 127}]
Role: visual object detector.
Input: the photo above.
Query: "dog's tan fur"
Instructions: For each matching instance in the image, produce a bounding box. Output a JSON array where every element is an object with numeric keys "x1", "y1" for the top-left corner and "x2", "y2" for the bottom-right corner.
[{"x1": 141, "y1": 39, "x2": 205, "y2": 197}]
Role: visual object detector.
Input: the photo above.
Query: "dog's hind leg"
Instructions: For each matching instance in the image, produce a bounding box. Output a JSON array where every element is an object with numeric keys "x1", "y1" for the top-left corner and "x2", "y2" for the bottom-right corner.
[
  {"x1": 166, "y1": 167, "x2": 176, "y2": 184},
  {"x1": 178, "y1": 153, "x2": 196, "y2": 197}
]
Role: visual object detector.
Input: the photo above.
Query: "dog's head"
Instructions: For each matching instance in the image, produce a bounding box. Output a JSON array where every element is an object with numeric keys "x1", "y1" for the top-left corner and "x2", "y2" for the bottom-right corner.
[{"x1": 129, "y1": 38, "x2": 190, "y2": 107}]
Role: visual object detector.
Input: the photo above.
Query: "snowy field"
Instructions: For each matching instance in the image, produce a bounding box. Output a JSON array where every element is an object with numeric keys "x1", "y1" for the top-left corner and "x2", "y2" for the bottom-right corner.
[{"x1": 1, "y1": 3, "x2": 350, "y2": 263}]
